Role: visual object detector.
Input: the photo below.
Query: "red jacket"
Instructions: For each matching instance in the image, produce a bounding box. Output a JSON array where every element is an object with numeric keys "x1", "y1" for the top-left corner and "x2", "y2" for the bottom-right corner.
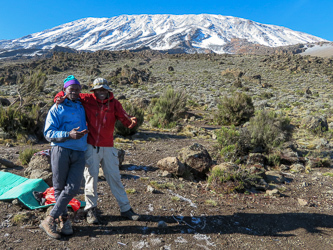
[{"x1": 54, "y1": 91, "x2": 132, "y2": 147}]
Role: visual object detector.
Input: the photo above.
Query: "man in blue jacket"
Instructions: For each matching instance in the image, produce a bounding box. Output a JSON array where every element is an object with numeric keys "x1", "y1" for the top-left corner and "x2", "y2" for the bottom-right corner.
[{"x1": 40, "y1": 75, "x2": 88, "y2": 239}]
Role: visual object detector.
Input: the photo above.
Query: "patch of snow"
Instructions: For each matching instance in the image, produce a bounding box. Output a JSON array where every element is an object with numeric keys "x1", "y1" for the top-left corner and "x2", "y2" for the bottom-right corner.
[
  {"x1": 175, "y1": 236, "x2": 188, "y2": 243},
  {"x1": 168, "y1": 190, "x2": 197, "y2": 207},
  {"x1": 194, "y1": 233, "x2": 216, "y2": 247}
]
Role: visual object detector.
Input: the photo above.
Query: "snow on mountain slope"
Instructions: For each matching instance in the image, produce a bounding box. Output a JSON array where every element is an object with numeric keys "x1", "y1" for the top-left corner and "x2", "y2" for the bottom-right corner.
[
  {"x1": 301, "y1": 42, "x2": 333, "y2": 57},
  {"x1": 0, "y1": 14, "x2": 327, "y2": 54}
]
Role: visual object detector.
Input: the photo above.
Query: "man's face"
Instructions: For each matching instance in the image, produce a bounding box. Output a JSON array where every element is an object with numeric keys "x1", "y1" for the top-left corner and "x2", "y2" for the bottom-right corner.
[
  {"x1": 93, "y1": 88, "x2": 109, "y2": 100},
  {"x1": 64, "y1": 84, "x2": 81, "y2": 101}
]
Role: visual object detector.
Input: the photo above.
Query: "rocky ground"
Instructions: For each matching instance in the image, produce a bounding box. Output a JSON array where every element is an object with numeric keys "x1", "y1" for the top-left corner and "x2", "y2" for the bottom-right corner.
[
  {"x1": 1, "y1": 51, "x2": 333, "y2": 249},
  {"x1": 1, "y1": 123, "x2": 333, "y2": 249}
]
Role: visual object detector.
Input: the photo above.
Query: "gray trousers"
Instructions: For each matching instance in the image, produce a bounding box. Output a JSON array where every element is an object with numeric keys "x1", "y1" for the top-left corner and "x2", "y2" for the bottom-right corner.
[{"x1": 50, "y1": 146, "x2": 85, "y2": 219}]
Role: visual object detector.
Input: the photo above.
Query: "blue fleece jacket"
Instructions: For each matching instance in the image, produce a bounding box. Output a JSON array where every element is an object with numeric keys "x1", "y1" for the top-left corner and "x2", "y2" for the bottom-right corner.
[{"x1": 44, "y1": 99, "x2": 88, "y2": 151}]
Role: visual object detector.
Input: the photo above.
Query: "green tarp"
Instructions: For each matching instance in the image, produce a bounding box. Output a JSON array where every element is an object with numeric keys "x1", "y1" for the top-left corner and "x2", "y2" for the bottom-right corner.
[{"x1": 0, "y1": 171, "x2": 85, "y2": 210}]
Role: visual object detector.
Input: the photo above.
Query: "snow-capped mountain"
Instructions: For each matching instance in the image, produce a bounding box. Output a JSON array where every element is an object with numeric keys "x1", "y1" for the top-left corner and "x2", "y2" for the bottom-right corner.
[{"x1": 0, "y1": 14, "x2": 327, "y2": 54}]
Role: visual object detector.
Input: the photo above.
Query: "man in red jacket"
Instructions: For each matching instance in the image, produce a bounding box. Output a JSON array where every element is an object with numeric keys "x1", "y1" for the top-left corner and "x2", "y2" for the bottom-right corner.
[{"x1": 55, "y1": 78, "x2": 139, "y2": 224}]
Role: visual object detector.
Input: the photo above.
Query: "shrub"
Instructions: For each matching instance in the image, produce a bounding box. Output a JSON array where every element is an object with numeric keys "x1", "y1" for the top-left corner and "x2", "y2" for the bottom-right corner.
[
  {"x1": 0, "y1": 70, "x2": 50, "y2": 141},
  {"x1": 171, "y1": 196, "x2": 180, "y2": 202},
  {"x1": 125, "y1": 188, "x2": 137, "y2": 194},
  {"x1": 215, "y1": 125, "x2": 250, "y2": 161},
  {"x1": 205, "y1": 200, "x2": 217, "y2": 206},
  {"x1": 221, "y1": 68, "x2": 244, "y2": 79},
  {"x1": 106, "y1": 75, "x2": 120, "y2": 85},
  {"x1": 115, "y1": 101, "x2": 144, "y2": 136},
  {"x1": 19, "y1": 70, "x2": 47, "y2": 100},
  {"x1": 248, "y1": 110, "x2": 291, "y2": 151},
  {"x1": 267, "y1": 153, "x2": 281, "y2": 167},
  {"x1": 0, "y1": 106, "x2": 38, "y2": 139},
  {"x1": 215, "y1": 111, "x2": 292, "y2": 162},
  {"x1": 233, "y1": 79, "x2": 243, "y2": 88},
  {"x1": 12, "y1": 213, "x2": 29, "y2": 225},
  {"x1": 215, "y1": 92, "x2": 254, "y2": 126},
  {"x1": 295, "y1": 89, "x2": 304, "y2": 96},
  {"x1": 149, "y1": 181, "x2": 175, "y2": 190},
  {"x1": 149, "y1": 87, "x2": 187, "y2": 128},
  {"x1": 207, "y1": 167, "x2": 261, "y2": 194},
  {"x1": 19, "y1": 148, "x2": 38, "y2": 165}
]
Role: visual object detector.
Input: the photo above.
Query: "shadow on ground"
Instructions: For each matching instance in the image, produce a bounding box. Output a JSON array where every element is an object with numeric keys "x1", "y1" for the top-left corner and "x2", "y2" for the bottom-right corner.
[{"x1": 74, "y1": 212, "x2": 333, "y2": 237}]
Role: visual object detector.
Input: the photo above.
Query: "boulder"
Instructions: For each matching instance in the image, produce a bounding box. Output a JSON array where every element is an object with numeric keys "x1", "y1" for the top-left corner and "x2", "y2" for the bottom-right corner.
[
  {"x1": 266, "y1": 189, "x2": 280, "y2": 196},
  {"x1": 178, "y1": 143, "x2": 213, "y2": 178},
  {"x1": 0, "y1": 157, "x2": 16, "y2": 168},
  {"x1": 301, "y1": 115, "x2": 328, "y2": 133},
  {"x1": 290, "y1": 163, "x2": 305, "y2": 173},
  {"x1": 24, "y1": 154, "x2": 51, "y2": 178},
  {"x1": 280, "y1": 148, "x2": 306, "y2": 165},
  {"x1": 167, "y1": 66, "x2": 174, "y2": 71},
  {"x1": 265, "y1": 171, "x2": 285, "y2": 184},
  {"x1": 157, "y1": 157, "x2": 186, "y2": 176},
  {"x1": 146, "y1": 185, "x2": 158, "y2": 193},
  {"x1": 248, "y1": 165, "x2": 266, "y2": 177},
  {"x1": 298, "y1": 198, "x2": 308, "y2": 206},
  {"x1": 30, "y1": 169, "x2": 53, "y2": 187}
]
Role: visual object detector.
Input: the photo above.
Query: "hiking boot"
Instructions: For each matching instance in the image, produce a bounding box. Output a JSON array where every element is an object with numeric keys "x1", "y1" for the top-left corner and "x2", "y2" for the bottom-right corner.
[
  {"x1": 59, "y1": 216, "x2": 73, "y2": 235},
  {"x1": 121, "y1": 208, "x2": 140, "y2": 221},
  {"x1": 39, "y1": 215, "x2": 61, "y2": 239},
  {"x1": 86, "y1": 207, "x2": 99, "y2": 224}
]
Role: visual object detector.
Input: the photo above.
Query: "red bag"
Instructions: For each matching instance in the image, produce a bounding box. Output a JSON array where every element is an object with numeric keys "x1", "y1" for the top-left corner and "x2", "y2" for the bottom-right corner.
[{"x1": 42, "y1": 187, "x2": 81, "y2": 212}]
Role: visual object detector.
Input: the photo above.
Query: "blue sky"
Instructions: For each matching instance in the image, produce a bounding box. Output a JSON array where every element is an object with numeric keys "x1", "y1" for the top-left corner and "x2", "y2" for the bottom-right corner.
[{"x1": 0, "y1": 0, "x2": 332, "y2": 41}]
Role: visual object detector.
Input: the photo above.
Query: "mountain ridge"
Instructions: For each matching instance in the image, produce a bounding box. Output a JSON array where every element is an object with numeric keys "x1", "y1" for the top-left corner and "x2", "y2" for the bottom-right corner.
[{"x1": 0, "y1": 14, "x2": 328, "y2": 55}]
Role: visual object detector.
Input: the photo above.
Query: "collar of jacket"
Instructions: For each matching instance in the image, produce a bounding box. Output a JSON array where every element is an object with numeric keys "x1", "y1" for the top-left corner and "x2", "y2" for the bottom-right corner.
[
  {"x1": 92, "y1": 91, "x2": 114, "y2": 104},
  {"x1": 64, "y1": 98, "x2": 82, "y2": 106}
]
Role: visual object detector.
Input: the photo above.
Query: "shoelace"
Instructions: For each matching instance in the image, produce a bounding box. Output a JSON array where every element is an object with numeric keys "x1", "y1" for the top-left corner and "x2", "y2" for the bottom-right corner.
[{"x1": 48, "y1": 222, "x2": 57, "y2": 232}]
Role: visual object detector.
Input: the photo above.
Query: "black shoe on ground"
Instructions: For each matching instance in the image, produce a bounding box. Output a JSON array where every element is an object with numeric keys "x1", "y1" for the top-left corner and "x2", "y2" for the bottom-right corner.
[
  {"x1": 59, "y1": 215, "x2": 73, "y2": 235},
  {"x1": 86, "y1": 207, "x2": 99, "y2": 224},
  {"x1": 121, "y1": 208, "x2": 140, "y2": 221}
]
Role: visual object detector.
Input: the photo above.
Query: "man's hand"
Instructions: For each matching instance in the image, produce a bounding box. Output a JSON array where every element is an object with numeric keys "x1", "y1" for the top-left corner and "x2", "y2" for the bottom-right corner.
[
  {"x1": 128, "y1": 117, "x2": 137, "y2": 129},
  {"x1": 69, "y1": 127, "x2": 88, "y2": 139},
  {"x1": 56, "y1": 94, "x2": 67, "y2": 108}
]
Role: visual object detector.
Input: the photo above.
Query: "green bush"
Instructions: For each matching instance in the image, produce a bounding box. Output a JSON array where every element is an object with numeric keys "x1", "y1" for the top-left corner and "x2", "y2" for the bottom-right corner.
[
  {"x1": 149, "y1": 87, "x2": 187, "y2": 128},
  {"x1": 215, "y1": 92, "x2": 254, "y2": 126},
  {"x1": 115, "y1": 101, "x2": 144, "y2": 136},
  {"x1": 20, "y1": 70, "x2": 47, "y2": 97},
  {"x1": 0, "y1": 106, "x2": 36, "y2": 139},
  {"x1": 215, "y1": 125, "x2": 251, "y2": 162},
  {"x1": 267, "y1": 153, "x2": 281, "y2": 167},
  {"x1": 215, "y1": 111, "x2": 291, "y2": 162},
  {"x1": 248, "y1": 110, "x2": 291, "y2": 151},
  {"x1": 207, "y1": 167, "x2": 261, "y2": 194},
  {"x1": 19, "y1": 148, "x2": 38, "y2": 165},
  {"x1": 0, "y1": 70, "x2": 50, "y2": 141},
  {"x1": 0, "y1": 102, "x2": 49, "y2": 141}
]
